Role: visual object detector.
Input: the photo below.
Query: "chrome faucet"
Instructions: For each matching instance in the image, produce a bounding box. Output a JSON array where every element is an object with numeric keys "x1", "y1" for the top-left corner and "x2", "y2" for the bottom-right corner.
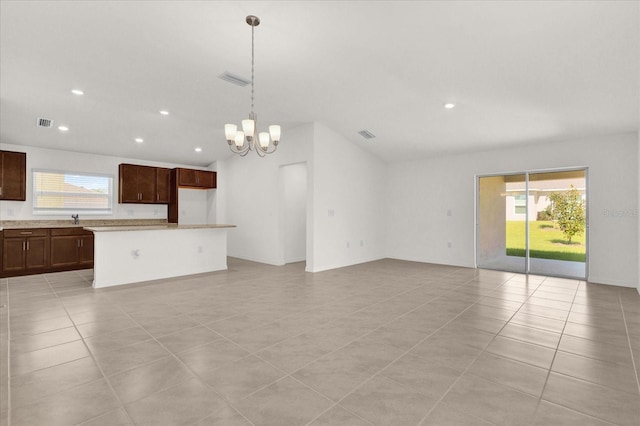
[{"x1": 72, "y1": 214, "x2": 79, "y2": 225}]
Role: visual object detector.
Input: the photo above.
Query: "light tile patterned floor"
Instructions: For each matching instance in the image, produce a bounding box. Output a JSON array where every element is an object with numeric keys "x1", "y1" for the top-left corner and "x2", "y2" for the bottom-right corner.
[{"x1": 1, "y1": 258, "x2": 639, "y2": 425}]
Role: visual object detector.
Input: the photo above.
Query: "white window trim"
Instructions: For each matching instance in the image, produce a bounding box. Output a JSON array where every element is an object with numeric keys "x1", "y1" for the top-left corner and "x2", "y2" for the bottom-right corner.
[{"x1": 32, "y1": 168, "x2": 114, "y2": 216}]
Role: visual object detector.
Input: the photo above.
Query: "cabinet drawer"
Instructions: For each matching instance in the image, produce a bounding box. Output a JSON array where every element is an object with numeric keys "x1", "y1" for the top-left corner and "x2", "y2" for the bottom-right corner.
[
  {"x1": 51, "y1": 228, "x2": 91, "y2": 236},
  {"x1": 3, "y1": 228, "x2": 49, "y2": 238}
]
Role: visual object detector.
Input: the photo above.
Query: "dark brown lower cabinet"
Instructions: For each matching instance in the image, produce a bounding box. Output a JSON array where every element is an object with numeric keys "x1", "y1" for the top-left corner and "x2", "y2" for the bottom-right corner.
[
  {"x1": 50, "y1": 228, "x2": 94, "y2": 270},
  {"x1": 1, "y1": 227, "x2": 94, "y2": 277},
  {"x1": 2, "y1": 229, "x2": 49, "y2": 275}
]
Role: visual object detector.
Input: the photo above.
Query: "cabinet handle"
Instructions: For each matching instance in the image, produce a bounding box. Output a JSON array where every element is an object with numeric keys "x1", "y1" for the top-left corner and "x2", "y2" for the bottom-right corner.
[
  {"x1": 22, "y1": 241, "x2": 26, "y2": 250},
  {"x1": 77, "y1": 239, "x2": 80, "y2": 248},
  {"x1": 81, "y1": 239, "x2": 84, "y2": 247},
  {"x1": 20, "y1": 231, "x2": 33, "y2": 235},
  {"x1": 26, "y1": 241, "x2": 29, "y2": 250},
  {"x1": 0, "y1": 186, "x2": 3, "y2": 196}
]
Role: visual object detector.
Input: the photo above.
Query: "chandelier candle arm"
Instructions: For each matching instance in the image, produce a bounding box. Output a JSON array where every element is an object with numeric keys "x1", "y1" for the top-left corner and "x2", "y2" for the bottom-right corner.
[{"x1": 225, "y1": 15, "x2": 281, "y2": 157}]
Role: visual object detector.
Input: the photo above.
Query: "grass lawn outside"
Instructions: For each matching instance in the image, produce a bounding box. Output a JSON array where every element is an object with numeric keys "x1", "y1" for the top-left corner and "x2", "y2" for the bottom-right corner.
[{"x1": 506, "y1": 220, "x2": 586, "y2": 262}]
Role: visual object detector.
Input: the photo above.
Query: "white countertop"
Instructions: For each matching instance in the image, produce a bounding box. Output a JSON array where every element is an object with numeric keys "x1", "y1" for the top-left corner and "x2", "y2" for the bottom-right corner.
[{"x1": 84, "y1": 224, "x2": 236, "y2": 232}]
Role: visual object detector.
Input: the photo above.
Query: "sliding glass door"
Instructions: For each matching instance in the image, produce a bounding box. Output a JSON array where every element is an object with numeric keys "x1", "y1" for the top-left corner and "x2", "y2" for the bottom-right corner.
[{"x1": 477, "y1": 169, "x2": 587, "y2": 279}]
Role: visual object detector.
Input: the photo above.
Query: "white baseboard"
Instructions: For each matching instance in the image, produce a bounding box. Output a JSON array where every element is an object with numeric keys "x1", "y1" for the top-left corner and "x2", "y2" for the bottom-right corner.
[{"x1": 586, "y1": 276, "x2": 637, "y2": 288}]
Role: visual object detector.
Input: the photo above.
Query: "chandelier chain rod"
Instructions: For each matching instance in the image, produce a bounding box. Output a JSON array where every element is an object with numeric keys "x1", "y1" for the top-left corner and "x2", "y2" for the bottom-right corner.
[{"x1": 251, "y1": 18, "x2": 255, "y2": 115}]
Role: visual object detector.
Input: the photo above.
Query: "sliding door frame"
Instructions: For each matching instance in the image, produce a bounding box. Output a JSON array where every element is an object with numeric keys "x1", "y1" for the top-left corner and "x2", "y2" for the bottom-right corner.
[{"x1": 475, "y1": 166, "x2": 589, "y2": 280}]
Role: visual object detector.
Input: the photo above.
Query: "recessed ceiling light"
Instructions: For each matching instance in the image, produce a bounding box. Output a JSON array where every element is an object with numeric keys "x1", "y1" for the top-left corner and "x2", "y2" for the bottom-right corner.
[
  {"x1": 194, "y1": 147, "x2": 203, "y2": 153},
  {"x1": 159, "y1": 110, "x2": 169, "y2": 116},
  {"x1": 71, "y1": 89, "x2": 84, "y2": 95},
  {"x1": 443, "y1": 102, "x2": 456, "y2": 109},
  {"x1": 135, "y1": 138, "x2": 144, "y2": 143},
  {"x1": 58, "y1": 125, "x2": 69, "y2": 132}
]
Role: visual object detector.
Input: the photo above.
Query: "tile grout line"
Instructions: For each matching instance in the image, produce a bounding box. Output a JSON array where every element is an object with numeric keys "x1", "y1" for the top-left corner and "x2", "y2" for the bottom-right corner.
[
  {"x1": 618, "y1": 290, "x2": 640, "y2": 396},
  {"x1": 525, "y1": 278, "x2": 580, "y2": 426},
  {"x1": 30, "y1": 270, "x2": 473, "y2": 422},
  {"x1": 8, "y1": 264, "x2": 637, "y2": 425},
  {"x1": 43, "y1": 271, "x2": 138, "y2": 426},
  {"x1": 0, "y1": 267, "x2": 463, "y2": 426},
  {"x1": 300, "y1": 272, "x2": 520, "y2": 426},
  {"x1": 413, "y1": 274, "x2": 547, "y2": 426},
  {"x1": 524, "y1": 281, "x2": 628, "y2": 426},
  {"x1": 215, "y1": 271, "x2": 497, "y2": 426},
  {"x1": 104, "y1": 299, "x2": 259, "y2": 426}
]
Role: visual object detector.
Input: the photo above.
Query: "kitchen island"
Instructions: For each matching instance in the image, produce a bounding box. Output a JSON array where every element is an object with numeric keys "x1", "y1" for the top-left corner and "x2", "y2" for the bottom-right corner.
[{"x1": 84, "y1": 224, "x2": 235, "y2": 288}]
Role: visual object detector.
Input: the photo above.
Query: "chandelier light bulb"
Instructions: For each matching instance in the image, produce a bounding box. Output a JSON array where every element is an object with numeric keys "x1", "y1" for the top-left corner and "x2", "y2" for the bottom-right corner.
[
  {"x1": 258, "y1": 132, "x2": 270, "y2": 148},
  {"x1": 269, "y1": 125, "x2": 281, "y2": 143},
  {"x1": 225, "y1": 124, "x2": 237, "y2": 141},
  {"x1": 242, "y1": 119, "x2": 255, "y2": 141},
  {"x1": 234, "y1": 131, "x2": 245, "y2": 148}
]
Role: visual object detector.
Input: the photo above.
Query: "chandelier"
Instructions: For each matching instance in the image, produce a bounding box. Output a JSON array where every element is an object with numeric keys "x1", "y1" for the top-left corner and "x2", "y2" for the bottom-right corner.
[{"x1": 225, "y1": 15, "x2": 281, "y2": 157}]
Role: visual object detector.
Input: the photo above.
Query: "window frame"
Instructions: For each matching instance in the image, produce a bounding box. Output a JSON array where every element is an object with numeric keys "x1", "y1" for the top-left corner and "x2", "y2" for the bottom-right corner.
[{"x1": 32, "y1": 168, "x2": 114, "y2": 216}]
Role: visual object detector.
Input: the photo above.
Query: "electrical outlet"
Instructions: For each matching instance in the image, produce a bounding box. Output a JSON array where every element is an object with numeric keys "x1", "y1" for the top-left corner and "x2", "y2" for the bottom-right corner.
[
  {"x1": 360, "y1": 240, "x2": 364, "y2": 247},
  {"x1": 447, "y1": 242, "x2": 452, "y2": 248},
  {"x1": 346, "y1": 242, "x2": 350, "y2": 248}
]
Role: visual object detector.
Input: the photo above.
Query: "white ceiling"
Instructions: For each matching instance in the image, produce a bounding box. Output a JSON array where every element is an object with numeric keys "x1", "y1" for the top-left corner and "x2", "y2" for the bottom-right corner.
[{"x1": 1, "y1": 1, "x2": 638, "y2": 167}]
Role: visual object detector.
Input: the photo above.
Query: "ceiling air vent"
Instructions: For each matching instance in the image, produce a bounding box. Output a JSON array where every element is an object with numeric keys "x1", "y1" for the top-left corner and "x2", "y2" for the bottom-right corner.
[
  {"x1": 36, "y1": 117, "x2": 53, "y2": 128},
  {"x1": 358, "y1": 129, "x2": 376, "y2": 140},
  {"x1": 219, "y1": 71, "x2": 251, "y2": 87}
]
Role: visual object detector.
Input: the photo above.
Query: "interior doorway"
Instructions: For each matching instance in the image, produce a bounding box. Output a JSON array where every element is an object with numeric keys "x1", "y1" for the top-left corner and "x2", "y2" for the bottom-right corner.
[
  {"x1": 476, "y1": 168, "x2": 587, "y2": 279},
  {"x1": 280, "y1": 163, "x2": 307, "y2": 264}
]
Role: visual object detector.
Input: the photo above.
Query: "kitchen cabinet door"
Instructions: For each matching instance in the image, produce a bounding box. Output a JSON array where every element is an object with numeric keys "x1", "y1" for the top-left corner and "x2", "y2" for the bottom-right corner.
[
  {"x1": 119, "y1": 164, "x2": 141, "y2": 203},
  {"x1": 119, "y1": 164, "x2": 169, "y2": 204},
  {"x1": 176, "y1": 168, "x2": 216, "y2": 188},
  {"x1": 195, "y1": 170, "x2": 216, "y2": 188},
  {"x1": 25, "y1": 236, "x2": 49, "y2": 270},
  {"x1": 2, "y1": 235, "x2": 48, "y2": 273},
  {"x1": 79, "y1": 235, "x2": 94, "y2": 266},
  {"x1": 2, "y1": 238, "x2": 25, "y2": 272},
  {"x1": 0, "y1": 150, "x2": 27, "y2": 201},
  {"x1": 50, "y1": 235, "x2": 80, "y2": 268},
  {"x1": 177, "y1": 168, "x2": 197, "y2": 187},
  {"x1": 137, "y1": 166, "x2": 157, "y2": 202},
  {"x1": 156, "y1": 168, "x2": 171, "y2": 203}
]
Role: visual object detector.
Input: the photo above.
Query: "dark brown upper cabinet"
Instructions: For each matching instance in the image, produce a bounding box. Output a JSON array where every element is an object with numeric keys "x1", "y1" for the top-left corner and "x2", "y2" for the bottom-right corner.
[
  {"x1": 156, "y1": 167, "x2": 171, "y2": 203},
  {"x1": 0, "y1": 150, "x2": 27, "y2": 201},
  {"x1": 176, "y1": 168, "x2": 216, "y2": 189},
  {"x1": 118, "y1": 164, "x2": 171, "y2": 204}
]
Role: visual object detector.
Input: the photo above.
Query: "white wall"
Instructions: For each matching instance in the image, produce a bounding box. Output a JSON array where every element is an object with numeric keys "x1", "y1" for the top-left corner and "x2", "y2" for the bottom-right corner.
[
  {"x1": 387, "y1": 132, "x2": 639, "y2": 288},
  {"x1": 638, "y1": 130, "x2": 640, "y2": 293},
  {"x1": 223, "y1": 123, "x2": 314, "y2": 267},
  {"x1": 177, "y1": 188, "x2": 208, "y2": 225},
  {"x1": 223, "y1": 122, "x2": 386, "y2": 272},
  {"x1": 311, "y1": 123, "x2": 387, "y2": 272},
  {"x1": 0, "y1": 143, "x2": 211, "y2": 221},
  {"x1": 281, "y1": 163, "x2": 307, "y2": 263}
]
